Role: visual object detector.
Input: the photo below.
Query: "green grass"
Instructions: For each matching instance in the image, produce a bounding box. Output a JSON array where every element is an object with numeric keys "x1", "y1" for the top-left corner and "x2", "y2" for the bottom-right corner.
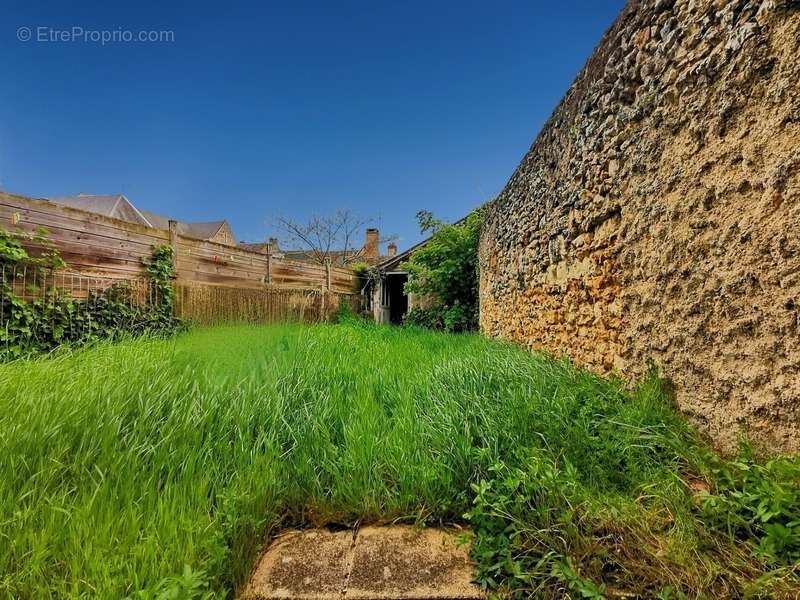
[{"x1": 0, "y1": 322, "x2": 797, "y2": 598}]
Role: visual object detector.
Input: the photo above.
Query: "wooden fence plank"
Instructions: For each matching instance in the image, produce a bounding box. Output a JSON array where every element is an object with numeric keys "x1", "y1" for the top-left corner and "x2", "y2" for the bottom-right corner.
[{"x1": 1, "y1": 192, "x2": 361, "y2": 294}]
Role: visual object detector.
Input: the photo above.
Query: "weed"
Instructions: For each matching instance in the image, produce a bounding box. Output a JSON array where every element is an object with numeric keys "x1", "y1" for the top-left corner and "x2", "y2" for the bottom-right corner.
[{"x1": 700, "y1": 442, "x2": 800, "y2": 565}]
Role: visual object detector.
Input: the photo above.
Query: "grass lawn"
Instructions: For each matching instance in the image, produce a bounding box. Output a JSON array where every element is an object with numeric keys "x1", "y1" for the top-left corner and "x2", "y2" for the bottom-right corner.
[{"x1": 1, "y1": 322, "x2": 798, "y2": 598}]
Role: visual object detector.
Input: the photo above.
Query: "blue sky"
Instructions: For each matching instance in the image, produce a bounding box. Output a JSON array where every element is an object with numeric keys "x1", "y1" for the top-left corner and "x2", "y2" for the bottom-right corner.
[{"x1": 2, "y1": 0, "x2": 625, "y2": 250}]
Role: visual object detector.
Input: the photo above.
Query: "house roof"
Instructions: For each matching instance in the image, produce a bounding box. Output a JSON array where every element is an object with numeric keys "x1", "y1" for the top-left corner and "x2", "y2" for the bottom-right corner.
[
  {"x1": 49, "y1": 194, "x2": 230, "y2": 242},
  {"x1": 378, "y1": 215, "x2": 471, "y2": 272},
  {"x1": 49, "y1": 194, "x2": 151, "y2": 227},
  {"x1": 282, "y1": 248, "x2": 375, "y2": 264},
  {"x1": 377, "y1": 237, "x2": 430, "y2": 272},
  {"x1": 138, "y1": 210, "x2": 226, "y2": 241},
  {"x1": 237, "y1": 241, "x2": 270, "y2": 254}
]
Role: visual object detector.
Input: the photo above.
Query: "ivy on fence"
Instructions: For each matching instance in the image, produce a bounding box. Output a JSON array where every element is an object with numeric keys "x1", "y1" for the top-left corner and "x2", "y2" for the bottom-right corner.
[{"x1": 0, "y1": 227, "x2": 182, "y2": 360}]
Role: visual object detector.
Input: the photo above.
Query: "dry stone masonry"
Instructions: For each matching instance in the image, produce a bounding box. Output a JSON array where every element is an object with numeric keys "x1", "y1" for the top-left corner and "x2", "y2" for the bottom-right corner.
[{"x1": 480, "y1": 0, "x2": 800, "y2": 452}]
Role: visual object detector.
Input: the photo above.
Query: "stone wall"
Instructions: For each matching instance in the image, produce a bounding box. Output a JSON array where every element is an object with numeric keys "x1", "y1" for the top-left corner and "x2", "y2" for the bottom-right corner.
[{"x1": 479, "y1": 0, "x2": 800, "y2": 453}]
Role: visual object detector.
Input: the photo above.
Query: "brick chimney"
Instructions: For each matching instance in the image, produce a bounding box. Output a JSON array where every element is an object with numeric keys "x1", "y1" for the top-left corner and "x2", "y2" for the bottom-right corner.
[
  {"x1": 387, "y1": 242, "x2": 397, "y2": 257},
  {"x1": 268, "y1": 237, "x2": 279, "y2": 252},
  {"x1": 364, "y1": 228, "x2": 379, "y2": 259}
]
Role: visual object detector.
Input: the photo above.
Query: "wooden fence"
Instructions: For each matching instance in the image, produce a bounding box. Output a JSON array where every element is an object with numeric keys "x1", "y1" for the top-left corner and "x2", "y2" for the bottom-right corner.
[
  {"x1": 174, "y1": 283, "x2": 362, "y2": 325},
  {"x1": 0, "y1": 191, "x2": 364, "y2": 324},
  {"x1": 0, "y1": 192, "x2": 368, "y2": 323},
  {"x1": 1, "y1": 264, "x2": 155, "y2": 304},
  {"x1": 1, "y1": 261, "x2": 361, "y2": 331},
  {"x1": 0, "y1": 192, "x2": 360, "y2": 294}
]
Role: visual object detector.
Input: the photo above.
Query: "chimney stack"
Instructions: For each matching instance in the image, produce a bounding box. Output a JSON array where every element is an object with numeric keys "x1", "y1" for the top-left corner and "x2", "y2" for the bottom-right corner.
[
  {"x1": 364, "y1": 228, "x2": 379, "y2": 258},
  {"x1": 387, "y1": 242, "x2": 397, "y2": 257},
  {"x1": 268, "y1": 237, "x2": 279, "y2": 251}
]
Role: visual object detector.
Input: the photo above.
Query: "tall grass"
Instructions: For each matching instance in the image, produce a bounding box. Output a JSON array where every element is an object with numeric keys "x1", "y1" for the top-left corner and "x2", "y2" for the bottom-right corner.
[{"x1": 0, "y1": 323, "x2": 797, "y2": 598}]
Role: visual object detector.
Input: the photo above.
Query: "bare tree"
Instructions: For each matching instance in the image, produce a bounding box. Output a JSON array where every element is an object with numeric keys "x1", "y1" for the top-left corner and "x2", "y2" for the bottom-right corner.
[{"x1": 273, "y1": 210, "x2": 384, "y2": 266}]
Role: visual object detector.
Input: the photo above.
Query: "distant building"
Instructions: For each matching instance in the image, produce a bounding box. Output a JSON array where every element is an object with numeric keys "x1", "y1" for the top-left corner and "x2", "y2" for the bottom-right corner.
[
  {"x1": 237, "y1": 239, "x2": 277, "y2": 255},
  {"x1": 368, "y1": 236, "x2": 428, "y2": 325},
  {"x1": 368, "y1": 216, "x2": 468, "y2": 324},
  {"x1": 239, "y1": 228, "x2": 396, "y2": 266},
  {"x1": 49, "y1": 193, "x2": 237, "y2": 246}
]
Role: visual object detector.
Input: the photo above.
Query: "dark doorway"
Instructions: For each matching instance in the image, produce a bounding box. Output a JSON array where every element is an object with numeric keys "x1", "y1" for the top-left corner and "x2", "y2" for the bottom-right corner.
[{"x1": 386, "y1": 274, "x2": 408, "y2": 324}]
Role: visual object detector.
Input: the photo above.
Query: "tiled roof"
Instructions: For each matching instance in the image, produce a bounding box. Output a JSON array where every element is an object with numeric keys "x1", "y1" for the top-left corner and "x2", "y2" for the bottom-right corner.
[
  {"x1": 139, "y1": 210, "x2": 225, "y2": 241},
  {"x1": 49, "y1": 194, "x2": 228, "y2": 241},
  {"x1": 281, "y1": 249, "x2": 386, "y2": 266},
  {"x1": 49, "y1": 194, "x2": 151, "y2": 227}
]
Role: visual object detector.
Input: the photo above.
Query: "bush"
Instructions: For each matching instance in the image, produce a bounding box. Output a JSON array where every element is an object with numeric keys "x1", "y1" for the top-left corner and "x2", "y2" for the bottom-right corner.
[
  {"x1": 403, "y1": 307, "x2": 443, "y2": 329},
  {"x1": 0, "y1": 227, "x2": 182, "y2": 359},
  {"x1": 350, "y1": 261, "x2": 371, "y2": 278},
  {"x1": 401, "y1": 209, "x2": 482, "y2": 332},
  {"x1": 333, "y1": 296, "x2": 359, "y2": 324}
]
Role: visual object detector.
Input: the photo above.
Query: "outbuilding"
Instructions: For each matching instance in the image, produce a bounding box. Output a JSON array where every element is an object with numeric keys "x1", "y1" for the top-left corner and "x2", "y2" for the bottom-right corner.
[{"x1": 367, "y1": 237, "x2": 430, "y2": 325}]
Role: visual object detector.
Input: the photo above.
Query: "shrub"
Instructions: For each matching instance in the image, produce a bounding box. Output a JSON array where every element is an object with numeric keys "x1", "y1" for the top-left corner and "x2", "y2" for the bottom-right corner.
[
  {"x1": 333, "y1": 296, "x2": 359, "y2": 324},
  {"x1": 403, "y1": 306, "x2": 443, "y2": 329},
  {"x1": 401, "y1": 209, "x2": 483, "y2": 332},
  {"x1": 350, "y1": 261, "x2": 371, "y2": 278},
  {"x1": 0, "y1": 227, "x2": 182, "y2": 359}
]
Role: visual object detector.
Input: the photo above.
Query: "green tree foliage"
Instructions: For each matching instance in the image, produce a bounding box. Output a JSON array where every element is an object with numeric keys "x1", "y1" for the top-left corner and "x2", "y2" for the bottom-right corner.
[{"x1": 401, "y1": 209, "x2": 483, "y2": 332}]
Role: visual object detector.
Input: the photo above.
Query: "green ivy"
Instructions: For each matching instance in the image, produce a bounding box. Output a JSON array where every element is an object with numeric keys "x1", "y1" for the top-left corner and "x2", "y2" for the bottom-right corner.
[
  {"x1": 143, "y1": 244, "x2": 178, "y2": 325},
  {"x1": 0, "y1": 227, "x2": 182, "y2": 360}
]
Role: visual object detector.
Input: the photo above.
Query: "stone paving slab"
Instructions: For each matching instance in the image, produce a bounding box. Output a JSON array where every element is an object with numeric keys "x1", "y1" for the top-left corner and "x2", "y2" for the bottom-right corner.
[
  {"x1": 241, "y1": 526, "x2": 483, "y2": 600},
  {"x1": 242, "y1": 529, "x2": 353, "y2": 599},
  {"x1": 346, "y1": 526, "x2": 481, "y2": 599}
]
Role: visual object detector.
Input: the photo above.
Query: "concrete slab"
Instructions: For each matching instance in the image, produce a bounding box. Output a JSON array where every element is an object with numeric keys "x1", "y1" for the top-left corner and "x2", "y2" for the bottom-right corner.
[
  {"x1": 242, "y1": 529, "x2": 352, "y2": 599},
  {"x1": 240, "y1": 526, "x2": 483, "y2": 600},
  {"x1": 345, "y1": 526, "x2": 482, "y2": 600}
]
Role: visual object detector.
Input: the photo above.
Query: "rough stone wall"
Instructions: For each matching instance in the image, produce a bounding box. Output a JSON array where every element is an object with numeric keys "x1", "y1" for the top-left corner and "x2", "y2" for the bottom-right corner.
[{"x1": 480, "y1": 0, "x2": 800, "y2": 453}]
